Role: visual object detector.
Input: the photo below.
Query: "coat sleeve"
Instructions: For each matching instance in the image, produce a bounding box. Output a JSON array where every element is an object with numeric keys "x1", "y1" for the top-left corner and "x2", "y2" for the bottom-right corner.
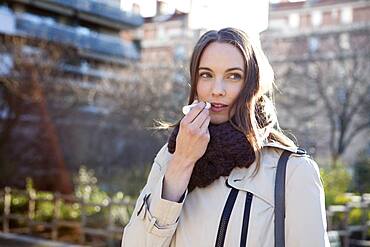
[
  {"x1": 285, "y1": 155, "x2": 330, "y2": 247},
  {"x1": 121, "y1": 144, "x2": 188, "y2": 247}
]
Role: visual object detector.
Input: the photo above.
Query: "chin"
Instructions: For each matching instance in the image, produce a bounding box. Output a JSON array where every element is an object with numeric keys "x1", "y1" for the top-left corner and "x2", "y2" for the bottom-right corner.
[{"x1": 210, "y1": 116, "x2": 228, "y2": 125}]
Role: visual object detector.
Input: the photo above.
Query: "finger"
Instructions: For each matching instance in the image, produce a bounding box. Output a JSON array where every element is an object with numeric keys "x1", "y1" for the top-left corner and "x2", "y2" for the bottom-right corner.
[
  {"x1": 182, "y1": 100, "x2": 199, "y2": 115},
  {"x1": 182, "y1": 100, "x2": 210, "y2": 115},
  {"x1": 190, "y1": 108, "x2": 209, "y2": 128},
  {"x1": 182, "y1": 102, "x2": 206, "y2": 124},
  {"x1": 200, "y1": 116, "x2": 211, "y2": 133}
]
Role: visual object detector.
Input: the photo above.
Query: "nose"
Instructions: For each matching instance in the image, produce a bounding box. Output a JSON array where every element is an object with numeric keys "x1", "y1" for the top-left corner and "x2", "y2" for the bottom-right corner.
[{"x1": 211, "y1": 79, "x2": 226, "y2": 97}]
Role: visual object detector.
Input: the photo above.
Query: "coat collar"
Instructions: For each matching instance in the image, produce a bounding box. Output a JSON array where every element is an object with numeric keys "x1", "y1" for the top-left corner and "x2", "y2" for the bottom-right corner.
[
  {"x1": 227, "y1": 141, "x2": 304, "y2": 207},
  {"x1": 156, "y1": 141, "x2": 304, "y2": 208}
]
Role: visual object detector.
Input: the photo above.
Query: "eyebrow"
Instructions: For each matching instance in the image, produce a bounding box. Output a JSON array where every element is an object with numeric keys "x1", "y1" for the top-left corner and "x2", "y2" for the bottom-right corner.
[{"x1": 198, "y1": 67, "x2": 244, "y2": 73}]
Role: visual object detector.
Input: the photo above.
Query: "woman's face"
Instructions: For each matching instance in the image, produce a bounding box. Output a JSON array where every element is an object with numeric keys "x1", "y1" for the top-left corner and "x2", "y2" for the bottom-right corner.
[{"x1": 196, "y1": 42, "x2": 245, "y2": 124}]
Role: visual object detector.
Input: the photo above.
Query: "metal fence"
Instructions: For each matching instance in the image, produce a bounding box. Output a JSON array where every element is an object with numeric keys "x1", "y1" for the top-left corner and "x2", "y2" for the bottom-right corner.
[
  {"x1": 0, "y1": 187, "x2": 135, "y2": 247},
  {"x1": 42, "y1": 0, "x2": 143, "y2": 27},
  {"x1": 15, "y1": 13, "x2": 140, "y2": 60},
  {"x1": 327, "y1": 193, "x2": 370, "y2": 247}
]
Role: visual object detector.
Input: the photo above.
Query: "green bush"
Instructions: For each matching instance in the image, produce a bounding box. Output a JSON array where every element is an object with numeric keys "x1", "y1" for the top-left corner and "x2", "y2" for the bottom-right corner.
[
  {"x1": 34, "y1": 190, "x2": 54, "y2": 222},
  {"x1": 320, "y1": 163, "x2": 351, "y2": 207},
  {"x1": 10, "y1": 193, "x2": 28, "y2": 214},
  {"x1": 74, "y1": 166, "x2": 110, "y2": 216},
  {"x1": 4, "y1": 167, "x2": 137, "y2": 227},
  {"x1": 351, "y1": 151, "x2": 370, "y2": 194},
  {"x1": 330, "y1": 208, "x2": 370, "y2": 231},
  {"x1": 72, "y1": 166, "x2": 136, "y2": 225}
]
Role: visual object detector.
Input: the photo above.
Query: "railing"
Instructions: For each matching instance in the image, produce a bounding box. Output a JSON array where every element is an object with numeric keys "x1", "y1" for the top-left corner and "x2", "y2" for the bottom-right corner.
[
  {"x1": 15, "y1": 13, "x2": 140, "y2": 60},
  {"x1": 0, "y1": 187, "x2": 135, "y2": 247},
  {"x1": 19, "y1": 0, "x2": 143, "y2": 28},
  {"x1": 1, "y1": 186, "x2": 369, "y2": 247},
  {"x1": 326, "y1": 194, "x2": 370, "y2": 247}
]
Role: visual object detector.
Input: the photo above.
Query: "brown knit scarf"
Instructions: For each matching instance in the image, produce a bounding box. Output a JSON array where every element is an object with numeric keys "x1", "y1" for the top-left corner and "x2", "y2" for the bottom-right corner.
[{"x1": 167, "y1": 116, "x2": 256, "y2": 192}]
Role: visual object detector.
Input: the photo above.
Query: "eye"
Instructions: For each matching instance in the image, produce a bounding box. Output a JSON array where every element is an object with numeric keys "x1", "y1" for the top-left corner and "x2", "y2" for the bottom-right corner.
[
  {"x1": 227, "y1": 73, "x2": 242, "y2": 80},
  {"x1": 199, "y1": 72, "x2": 212, "y2": 79}
]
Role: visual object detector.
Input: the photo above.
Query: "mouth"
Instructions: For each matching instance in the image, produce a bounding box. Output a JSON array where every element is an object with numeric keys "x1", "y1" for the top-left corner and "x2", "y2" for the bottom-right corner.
[{"x1": 210, "y1": 102, "x2": 228, "y2": 112}]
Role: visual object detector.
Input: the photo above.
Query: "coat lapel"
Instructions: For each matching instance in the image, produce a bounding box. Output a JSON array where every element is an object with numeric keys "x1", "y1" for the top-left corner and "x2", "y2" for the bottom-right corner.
[{"x1": 227, "y1": 141, "x2": 303, "y2": 207}]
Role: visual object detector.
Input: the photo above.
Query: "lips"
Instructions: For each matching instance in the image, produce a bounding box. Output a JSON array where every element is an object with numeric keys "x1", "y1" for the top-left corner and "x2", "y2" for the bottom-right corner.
[
  {"x1": 211, "y1": 103, "x2": 228, "y2": 107},
  {"x1": 210, "y1": 102, "x2": 228, "y2": 112}
]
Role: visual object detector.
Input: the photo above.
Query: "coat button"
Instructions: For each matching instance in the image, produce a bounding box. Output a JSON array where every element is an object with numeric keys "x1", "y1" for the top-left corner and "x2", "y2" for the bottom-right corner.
[{"x1": 296, "y1": 147, "x2": 307, "y2": 155}]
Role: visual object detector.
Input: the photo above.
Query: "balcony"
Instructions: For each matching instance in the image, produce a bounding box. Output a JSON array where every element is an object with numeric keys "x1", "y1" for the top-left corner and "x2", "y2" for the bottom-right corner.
[
  {"x1": 10, "y1": 0, "x2": 143, "y2": 30},
  {"x1": 15, "y1": 13, "x2": 140, "y2": 61}
]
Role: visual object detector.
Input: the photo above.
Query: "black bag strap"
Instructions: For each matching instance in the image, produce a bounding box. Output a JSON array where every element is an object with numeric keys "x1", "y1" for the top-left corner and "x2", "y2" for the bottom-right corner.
[
  {"x1": 218, "y1": 180, "x2": 254, "y2": 247},
  {"x1": 275, "y1": 148, "x2": 307, "y2": 247},
  {"x1": 215, "y1": 187, "x2": 239, "y2": 247},
  {"x1": 240, "y1": 192, "x2": 253, "y2": 247},
  {"x1": 217, "y1": 147, "x2": 306, "y2": 247},
  {"x1": 274, "y1": 150, "x2": 291, "y2": 247}
]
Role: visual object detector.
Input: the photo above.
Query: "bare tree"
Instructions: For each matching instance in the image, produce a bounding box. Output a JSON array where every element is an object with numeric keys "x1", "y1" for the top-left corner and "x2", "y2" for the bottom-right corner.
[
  {"x1": 0, "y1": 34, "x2": 74, "y2": 193},
  {"x1": 304, "y1": 53, "x2": 369, "y2": 165},
  {"x1": 266, "y1": 29, "x2": 370, "y2": 166},
  {"x1": 113, "y1": 62, "x2": 188, "y2": 125}
]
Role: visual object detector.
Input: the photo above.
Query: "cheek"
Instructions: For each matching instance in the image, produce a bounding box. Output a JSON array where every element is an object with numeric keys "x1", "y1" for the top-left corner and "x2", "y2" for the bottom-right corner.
[
  {"x1": 230, "y1": 84, "x2": 243, "y2": 99},
  {"x1": 196, "y1": 81, "x2": 209, "y2": 96}
]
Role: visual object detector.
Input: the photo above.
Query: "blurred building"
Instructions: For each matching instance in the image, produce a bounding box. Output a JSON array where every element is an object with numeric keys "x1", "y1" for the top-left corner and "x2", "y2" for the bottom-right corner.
[
  {"x1": 261, "y1": 0, "x2": 370, "y2": 164},
  {"x1": 0, "y1": 0, "x2": 146, "y2": 192},
  {"x1": 268, "y1": 0, "x2": 369, "y2": 30},
  {"x1": 263, "y1": 0, "x2": 370, "y2": 58},
  {"x1": 0, "y1": 0, "x2": 142, "y2": 62},
  {"x1": 122, "y1": 0, "x2": 200, "y2": 65}
]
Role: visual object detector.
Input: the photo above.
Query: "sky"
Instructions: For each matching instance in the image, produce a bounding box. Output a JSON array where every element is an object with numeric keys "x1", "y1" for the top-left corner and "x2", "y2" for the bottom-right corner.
[
  {"x1": 121, "y1": 0, "x2": 191, "y2": 17},
  {"x1": 120, "y1": 0, "x2": 307, "y2": 35},
  {"x1": 120, "y1": 0, "x2": 270, "y2": 34},
  {"x1": 120, "y1": 0, "x2": 305, "y2": 33}
]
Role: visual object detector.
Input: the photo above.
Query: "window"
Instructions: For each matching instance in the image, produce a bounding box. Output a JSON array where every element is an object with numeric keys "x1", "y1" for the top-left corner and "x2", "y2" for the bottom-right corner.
[
  {"x1": 312, "y1": 10, "x2": 322, "y2": 26},
  {"x1": 331, "y1": 9, "x2": 339, "y2": 20},
  {"x1": 269, "y1": 18, "x2": 287, "y2": 30},
  {"x1": 0, "y1": 53, "x2": 13, "y2": 76},
  {"x1": 174, "y1": 45, "x2": 185, "y2": 61},
  {"x1": 308, "y1": 37, "x2": 320, "y2": 53},
  {"x1": 339, "y1": 33, "x2": 350, "y2": 50},
  {"x1": 289, "y1": 13, "x2": 300, "y2": 28},
  {"x1": 341, "y1": 7, "x2": 353, "y2": 24}
]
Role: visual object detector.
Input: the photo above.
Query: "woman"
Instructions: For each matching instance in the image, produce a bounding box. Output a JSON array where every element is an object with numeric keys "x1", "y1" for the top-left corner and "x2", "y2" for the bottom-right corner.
[{"x1": 121, "y1": 28, "x2": 330, "y2": 247}]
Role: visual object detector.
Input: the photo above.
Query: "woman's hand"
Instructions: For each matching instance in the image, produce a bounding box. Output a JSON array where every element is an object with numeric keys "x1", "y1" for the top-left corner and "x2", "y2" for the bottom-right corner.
[
  {"x1": 174, "y1": 101, "x2": 211, "y2": 165},
  {"x1": 162, "y1": 101, "x2": 211, "y2": 202}
]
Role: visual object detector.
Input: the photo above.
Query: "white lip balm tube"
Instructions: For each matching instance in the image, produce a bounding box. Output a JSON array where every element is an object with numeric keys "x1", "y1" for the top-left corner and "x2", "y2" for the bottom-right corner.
[{"x1": 182, "y1": 101, "x2": 211, "y2": 115}]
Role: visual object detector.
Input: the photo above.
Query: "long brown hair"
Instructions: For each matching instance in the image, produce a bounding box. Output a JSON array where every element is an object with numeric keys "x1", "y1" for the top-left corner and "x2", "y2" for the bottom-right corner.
[{"x1": 157, "y1": 27, "x2": 296, "y2": 176}]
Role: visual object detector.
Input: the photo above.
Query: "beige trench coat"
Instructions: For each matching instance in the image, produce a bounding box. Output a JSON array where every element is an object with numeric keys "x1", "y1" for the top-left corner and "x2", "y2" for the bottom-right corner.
[{"x1": 121, "y1": 141, "x2": 330, "y2": 247}]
